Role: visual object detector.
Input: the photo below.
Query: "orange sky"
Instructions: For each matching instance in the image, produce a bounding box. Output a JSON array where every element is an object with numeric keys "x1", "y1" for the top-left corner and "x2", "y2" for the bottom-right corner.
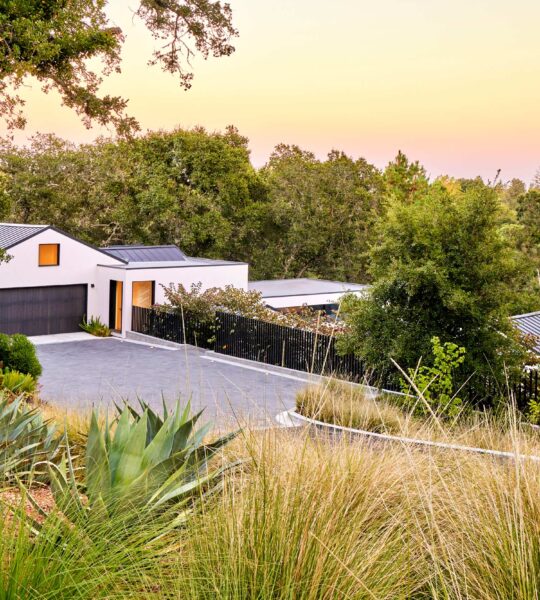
[{"x1": 4, "y1": 0, "x2": 540, "y2": 182}]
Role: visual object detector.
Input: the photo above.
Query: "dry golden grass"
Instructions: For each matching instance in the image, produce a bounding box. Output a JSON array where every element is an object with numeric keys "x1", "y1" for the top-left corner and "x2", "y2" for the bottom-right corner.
[
  {"x1": 172, "y1": 427, "x2": 540, "y2": 599},
  {"x1": 296, "y1": 379, "x2": 540, "y2": 456},
  {"x1": 3, "y1": 399, "x2": 540, "y2": 597}
]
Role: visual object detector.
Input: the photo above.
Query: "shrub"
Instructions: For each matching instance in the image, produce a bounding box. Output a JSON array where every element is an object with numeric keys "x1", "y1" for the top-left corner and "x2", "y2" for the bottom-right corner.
[
  {"x1": 80, "y1": 315, "x2": 111, "y2": 337},
  {"x1": 0, "y1": 333, "x2": 10, "y2": 369},
  {"x1": 400, "y1": 336, "x2": 466, "y2": 418},
  {"x1": 163, "y1": 282, "x2": 346, "y2": 335},
  {"x1": 0, "y1": 334, "x2": 42, "y2": 378},
  {"x1": 0, "y1": 368, "x2": 37, "y2": 397}
]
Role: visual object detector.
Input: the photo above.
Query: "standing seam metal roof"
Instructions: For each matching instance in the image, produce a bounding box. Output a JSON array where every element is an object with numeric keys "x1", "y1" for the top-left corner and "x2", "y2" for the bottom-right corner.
[
  {"x1": 0, "y1": 223, "x2": 48, "y2": 249},
  {"x1": 512, "y1": 311, "x2": 540, "y2": 353},
  {"x1": 103, "y1": 245, "x2": 187, "y2": 263}
]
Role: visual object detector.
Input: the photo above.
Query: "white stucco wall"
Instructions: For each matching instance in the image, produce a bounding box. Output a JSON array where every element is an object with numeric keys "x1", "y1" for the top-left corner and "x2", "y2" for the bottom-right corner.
[
  {"x1": 0, "y1": 229, "x2": 122, "y2": 324},
  {"x1": 99, "y1": 262, "x2": 249, "y2": 334}
]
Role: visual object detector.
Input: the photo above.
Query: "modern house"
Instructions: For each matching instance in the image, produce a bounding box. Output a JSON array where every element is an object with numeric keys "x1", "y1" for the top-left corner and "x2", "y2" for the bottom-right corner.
[
  {"x1": 0, "y1": 222, "x2": 366, "y2": 336},
  {"x1": 0, "y1": 223, "x2": 247, "y2": 335}
]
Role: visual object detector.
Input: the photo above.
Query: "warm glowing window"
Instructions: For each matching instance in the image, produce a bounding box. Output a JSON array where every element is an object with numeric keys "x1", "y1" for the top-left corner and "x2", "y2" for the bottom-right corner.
[
  {"x1": 132, "y1": 281, "x2": 154, "y2": 308},
  {"x1": 39, "y1": 244, "x2": 60, "y2": 266}
]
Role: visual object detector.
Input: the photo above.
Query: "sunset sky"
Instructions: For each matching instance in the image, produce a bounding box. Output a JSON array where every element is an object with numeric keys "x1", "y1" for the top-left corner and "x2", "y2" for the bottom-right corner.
[{"x1": 5, "y1": 0, "x2": 540, "y2": 182}]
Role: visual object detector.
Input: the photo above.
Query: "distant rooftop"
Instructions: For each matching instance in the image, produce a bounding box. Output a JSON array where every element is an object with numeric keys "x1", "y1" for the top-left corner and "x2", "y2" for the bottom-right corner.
[
  {"x1": 513, "y1": 311, "x2": 540, "y2": 353},
  {"x1": 103, "y1": 244, "x2": 187, "y2": 263},
  {"x1": 0, "y1": 223, "x2": 48, "y2": 249},
  {"x1": 249, "y1": 278, "x2": 369, "y2": 298}
]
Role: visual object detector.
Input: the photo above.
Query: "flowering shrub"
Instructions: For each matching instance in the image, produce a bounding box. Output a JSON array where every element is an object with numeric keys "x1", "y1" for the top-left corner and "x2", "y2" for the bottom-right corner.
[{"x1": 162, "y1": 283, "x2": 349, "y2": 336}]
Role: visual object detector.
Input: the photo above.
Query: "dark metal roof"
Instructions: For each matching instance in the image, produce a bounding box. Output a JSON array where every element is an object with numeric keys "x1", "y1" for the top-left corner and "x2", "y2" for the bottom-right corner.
[
  {"x1": 103, "y1": 245, "x2": 187, "y2": 263},
  {"x1": 0, "y1": 223, "x2": 48, "y2": 249},
  {"x1": 513, "y1": 311, "x2": 540, "y2": 353}
]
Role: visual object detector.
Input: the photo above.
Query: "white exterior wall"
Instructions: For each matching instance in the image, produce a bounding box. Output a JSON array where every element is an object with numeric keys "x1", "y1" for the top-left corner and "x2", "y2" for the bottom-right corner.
[
  {"x1": 0, "y1": 229, "x2": 122, "y2": 324},
  {"x1": 263, "y1": 290, "x2": 365, "y2": 309},
  {"x1": 99, "y1": 263, "x2": 249, "y2": 334},
  {"x1": 1, "y1": 229, "x2": 249, "y2": 335}
]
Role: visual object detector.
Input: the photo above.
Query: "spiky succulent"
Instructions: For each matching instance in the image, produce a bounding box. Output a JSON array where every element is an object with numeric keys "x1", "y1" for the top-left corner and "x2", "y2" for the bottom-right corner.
[
  {"x1": 47, "y1": 400, "x2": 239, "y2": 526},
  {"x1": 0, "y1": 394, "x2": 60, "y2": 481}
]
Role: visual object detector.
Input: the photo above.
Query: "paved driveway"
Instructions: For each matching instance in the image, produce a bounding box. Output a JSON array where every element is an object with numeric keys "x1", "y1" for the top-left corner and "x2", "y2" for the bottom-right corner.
[{"x1": 35, "y1": 338, "x2": 313, "y2": 427}]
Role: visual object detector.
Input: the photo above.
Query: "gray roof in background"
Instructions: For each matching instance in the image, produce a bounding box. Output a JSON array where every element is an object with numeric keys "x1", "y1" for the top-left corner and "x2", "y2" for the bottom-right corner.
[
  {"x1": 249, "y1": 278, "x2": 369, "y2": 298},
  {"x1": 103, "y1": 245, "x2": 187, "y2": 263},
  {"x1": 513, "y1": 311, "x2": 540, "y2": 353},
  {"x1": 98, "y1": 257, "x2": 247, "y2": 270},
  {"x1": 0, "y1": 223, "x2": 48, "y2": 249}
]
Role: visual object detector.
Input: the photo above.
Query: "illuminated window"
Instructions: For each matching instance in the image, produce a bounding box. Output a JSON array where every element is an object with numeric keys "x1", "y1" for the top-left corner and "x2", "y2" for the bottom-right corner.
[
  {"x1": 132, "y1": 281, "x2": 154, "y2": 308},
  {"x1": 39, "y1": 244, "x2": 60, "y2": 267}
]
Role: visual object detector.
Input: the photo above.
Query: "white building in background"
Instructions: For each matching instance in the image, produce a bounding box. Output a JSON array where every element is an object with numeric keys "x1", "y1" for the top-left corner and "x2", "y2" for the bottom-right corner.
[
  {"x1": 0, "y1": 222, "x2": 366, "y2": 336},
  {"x1": 249, "y1": 278, "x2": 368, "y2": 312}
]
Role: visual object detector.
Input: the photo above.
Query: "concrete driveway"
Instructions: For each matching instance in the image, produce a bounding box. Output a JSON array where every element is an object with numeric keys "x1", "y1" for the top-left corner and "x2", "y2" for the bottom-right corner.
[{"x1": 35, "y1": 337, "x2": 315, "y2": 427}]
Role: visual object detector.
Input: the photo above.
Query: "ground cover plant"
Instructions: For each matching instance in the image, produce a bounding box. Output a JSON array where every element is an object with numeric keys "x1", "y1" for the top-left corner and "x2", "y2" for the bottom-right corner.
[{"x1": 0, "y1": 369, "x2": 37, "y2": 399}]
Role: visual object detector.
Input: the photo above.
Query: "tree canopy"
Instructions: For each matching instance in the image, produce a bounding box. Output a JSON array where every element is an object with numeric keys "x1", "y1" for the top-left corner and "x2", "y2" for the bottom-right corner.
[
  {"x1": 0, "y1": 0, "x2": 237, "y2": 133},
  {"x1": 339, "y1": 180, "x2": 533, "y2": 388}
]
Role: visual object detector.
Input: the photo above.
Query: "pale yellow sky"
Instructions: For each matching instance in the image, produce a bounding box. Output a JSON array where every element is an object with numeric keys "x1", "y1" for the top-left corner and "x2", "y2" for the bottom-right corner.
[{"x1": 5, "y1": 0, "x2": 540, "y2": 181}]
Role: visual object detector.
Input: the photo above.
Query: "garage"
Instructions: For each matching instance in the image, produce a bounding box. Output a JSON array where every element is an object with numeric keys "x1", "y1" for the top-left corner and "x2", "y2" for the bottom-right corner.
[{"x1": 0, "y1": 285, "x2": 87, "y2": 336}]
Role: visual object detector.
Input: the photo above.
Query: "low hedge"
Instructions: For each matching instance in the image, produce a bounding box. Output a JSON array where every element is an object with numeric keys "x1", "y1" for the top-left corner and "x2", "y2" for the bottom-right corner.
[{"x1": 0, "y1": 333, "x2": 42, "y2": 378}]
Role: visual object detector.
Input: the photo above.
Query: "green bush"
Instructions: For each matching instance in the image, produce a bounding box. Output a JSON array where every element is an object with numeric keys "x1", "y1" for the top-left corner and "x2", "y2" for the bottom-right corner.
[
  {"x1": 400, "y1": 336, "x2": 466, "y2": 418},
  {"x1": 80, "y1": 315, "x2": 110, "y2": 337},
  {"x1": 0, "y1": 333, "x2": 42, "y2": 378},
  {"x1": 0, "y1": 368, "x2": 37, "y2": 396}
]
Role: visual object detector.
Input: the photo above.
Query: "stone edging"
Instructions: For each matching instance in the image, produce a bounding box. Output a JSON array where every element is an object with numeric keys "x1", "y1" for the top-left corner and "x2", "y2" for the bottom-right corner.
[{"x1": 285, "y1": 410, "x2": 540, "y2": 462}]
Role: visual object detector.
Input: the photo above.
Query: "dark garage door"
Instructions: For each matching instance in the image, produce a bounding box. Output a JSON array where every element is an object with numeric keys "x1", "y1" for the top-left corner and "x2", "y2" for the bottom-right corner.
[{"x1": 0, "y1": 285, "x2": 87, "y2": 336}]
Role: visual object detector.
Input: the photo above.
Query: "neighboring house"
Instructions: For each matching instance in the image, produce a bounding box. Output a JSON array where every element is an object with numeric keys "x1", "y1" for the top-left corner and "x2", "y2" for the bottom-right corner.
[
  {"x1": 0, "y1": 223, "x2": 247, "y2": 336},
  {"x1": 248, "y1": 278, "x2": 369, "y2": 313},
  {"x1": 512, "y1": 311, "x2": 540, "y2": 354}
]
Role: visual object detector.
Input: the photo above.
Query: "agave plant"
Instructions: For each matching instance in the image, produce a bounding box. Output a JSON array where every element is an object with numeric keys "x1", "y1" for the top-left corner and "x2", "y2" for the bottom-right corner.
[
  {"x1": 0, "y1": 394, "x2": 60, "y2": 481},
  {"x1": 47, "y1": 400, "x2": 239, "y2": 526},
  {"x1": 1, "y1": 368, "x2": 37, "y2": 397}
]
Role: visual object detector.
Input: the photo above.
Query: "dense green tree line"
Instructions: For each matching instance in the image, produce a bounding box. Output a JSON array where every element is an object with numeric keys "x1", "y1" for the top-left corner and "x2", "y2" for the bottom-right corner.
[
  {"x1": 2, "y1": 125, "x2": 540, "y2": 388},
  {"x1": 0, "y1": 128, "x2": 387, "y2": 282},
  {"x1": 2, "y1": 127, "x2": 539, "y2": 289}
]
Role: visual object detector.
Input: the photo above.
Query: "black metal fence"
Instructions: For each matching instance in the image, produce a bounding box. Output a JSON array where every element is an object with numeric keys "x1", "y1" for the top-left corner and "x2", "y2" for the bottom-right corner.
[
  {"x1": 132, "y1": 306, "x2": 215, "y2": 349},
  {"x1": 132, "y1": 306, "x2": 539, "y2": 408}
]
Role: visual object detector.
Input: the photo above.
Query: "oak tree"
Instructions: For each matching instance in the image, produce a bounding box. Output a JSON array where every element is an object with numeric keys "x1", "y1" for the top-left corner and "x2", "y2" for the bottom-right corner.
[{"x1": 0, "y1": 0, "x2": 237, "y2": 133}]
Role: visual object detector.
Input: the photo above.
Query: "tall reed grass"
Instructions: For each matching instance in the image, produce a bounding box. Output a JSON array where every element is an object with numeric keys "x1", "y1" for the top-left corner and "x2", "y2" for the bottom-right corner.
[
  {"x1": 173, "y1": 428, "x2": 540, "y2": 599},
  {"x1": 296, "y1": 379, "x2": 540, "y2": 455},
  {"x1": 2, "y1": 400, "x2": 540, "y2": 598}
]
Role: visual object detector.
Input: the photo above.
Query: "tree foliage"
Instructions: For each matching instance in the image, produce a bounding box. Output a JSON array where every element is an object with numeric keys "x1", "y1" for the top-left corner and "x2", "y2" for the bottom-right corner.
[
  {"x1": 253, "y1": 144, "x2": 384, "y2": 281},
  {"x1": 0, "y1": 0, "x2": 237, "y2": 133},
  {"x1": 339, "y1": 181, "x2": 532, "y2": 389},
  {"x1": 0, "y1": 130, "x2": 387, "y2": 282},
  {"x1": 0, "y1": 127, "x2": 256, "y2": 258}
]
